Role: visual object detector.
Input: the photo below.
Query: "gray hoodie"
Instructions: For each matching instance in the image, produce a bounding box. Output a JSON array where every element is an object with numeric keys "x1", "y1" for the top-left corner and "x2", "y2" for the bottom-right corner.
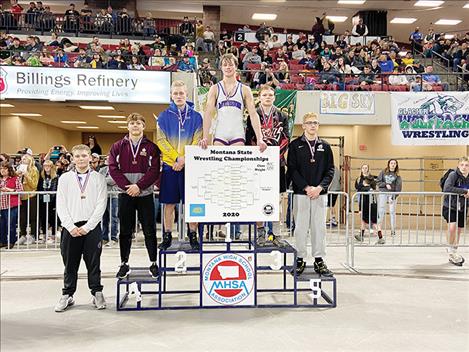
[{"x1": 443, "y1": 169, "x2": 469, "y2": 212}]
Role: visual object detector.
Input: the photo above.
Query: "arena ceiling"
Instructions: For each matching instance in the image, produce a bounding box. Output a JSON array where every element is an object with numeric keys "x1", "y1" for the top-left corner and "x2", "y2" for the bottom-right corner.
[{"x1": 0, "y1": 100, "x2": 165, "y2": 132}]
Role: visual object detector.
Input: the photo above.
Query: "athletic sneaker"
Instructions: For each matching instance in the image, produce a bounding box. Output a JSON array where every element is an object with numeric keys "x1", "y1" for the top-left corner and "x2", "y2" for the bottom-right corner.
[
  {"x1": 291, "y1": 258, "x2": 306, "y2": 276},
  {"x1": 449, "y1": 253, "x2": 465, "y2": 266},
  {"x1": 314, "y1": 261, "x2": 333, "y2": 277},
  {"x1": 326, "y1": 218, "x2": 338, "y2": 227},
  {"x1": 391, "y1": 231, "x2": 396, "y2": 236},
  {"x1": 92, "y1": 292, "x2": 106, "y2": 310},
  {"x1": 116, "y1": 263, "x2": 131, "y2": 279},
  {"x1": 46, "y1": 237, "x2": 56, "y2": 245},
  {"x1": 17, "y1": 236, "x2": 26, "y2": 245},
  {"x1": 25, "y1": 235, "x2": 35, "y2": 245},
  {"x1": 376, "y1": 237, "x2": 386, "y2": 245},
  {"x1": 354, "y1": 234, "x2": 364, "y2": 242},
  {"x1": 149, "y1": 263, "x2": 159, "y2": 279},
  {"x1": 158, "y1": 232, "x2": 172, "y2": 250},
  {"x1": 54, "y1": 294, "x2": 74, "y2": 312},
  {"x1": 256, "y1": 227, "x2": 267, "y2": 247},
  {"x1": 188, "y1": 231, "x2": 199, "y2": 251}
]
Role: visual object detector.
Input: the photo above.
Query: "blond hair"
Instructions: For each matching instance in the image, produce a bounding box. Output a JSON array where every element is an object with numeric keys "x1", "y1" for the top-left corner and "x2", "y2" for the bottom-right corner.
[
  {"x1": 220, "y1": 53, "x2": 238, "y2": 67},
  {"x1": 171, "y1": 80, "x2": 187, "y2": 92},
  {"x1": 41, "y1": 160, "x2": 57, "y2": 179},
  {"x1": 71, "y1": 144, "x2": 91, "y2": 156},
  {"x1": 459, "y1": 156, "x2": 469, "y2": 163},
  {"x1": 21, "y1": 154, "x2": 37, "y2": 174},
  {"x1": 126, "y1": 112, "x2": 146, "y2": 125},
  {"x1": 302, "y1": 112, "x2": 319, "y2": 123},
  {"x1": 259, "y1": 84, "x2": 275, "y2": 94}
]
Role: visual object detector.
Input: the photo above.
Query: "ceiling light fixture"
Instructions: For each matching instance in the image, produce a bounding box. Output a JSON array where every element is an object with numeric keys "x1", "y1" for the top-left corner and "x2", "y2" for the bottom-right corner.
[
  {"x1": 9, "y1": 113, "x2": 42, "y2": 117},
  {"x1": 97, "y1": 115, "x2": 126, "y2": 118},
  {"x1": 434, "y1": 19, "x2": 462, "y2": 25},
  {"x1": 251, "y1": 13, "x2": 277, "y2": 21},
  {"x1": 414, "y1": 1, "x2": 444, "y2": 6},
  {"x1": 79, "y1": 106, "x2": 114, "y2": 110},
  {"x1": 338, "y1": 0, "x2": 366, "y2": 4},
  {"x1": 77, "y1": 126, "x2": 99, "y2": 129},
  {"x1": 0, "y1": 104, "x2": 15, "y2": 108},
  {"x1": 464, "y1": 2, "x2": 469, "y2": 8},
  {"x1": 390, "y1": 18, "x2": 417, "y2": 24},
  {"x1": 107, "y1": 120, "x2": 127, "y2": 124},
  {"x1": 61, "y1": 121, "x2": 87, "y2": 124},
  {"x1": 326, "y1": 16, "x2": 348, "y2": 23}
]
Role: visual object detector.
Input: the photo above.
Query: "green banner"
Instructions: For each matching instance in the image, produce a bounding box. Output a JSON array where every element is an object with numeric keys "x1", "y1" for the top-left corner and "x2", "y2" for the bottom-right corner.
[{"x1": 196, "y1": 87, "x2": 297, "y2": 136}]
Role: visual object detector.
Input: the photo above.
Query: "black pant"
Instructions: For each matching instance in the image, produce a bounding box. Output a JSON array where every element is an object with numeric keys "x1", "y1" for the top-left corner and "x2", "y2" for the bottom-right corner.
[
  {"x1": 39, "y1": 196, "x2": 56, "y2": 235},
  {"x1": 61, "y1": 221, "x2": 103, "y2": 296},
  {"x1": 118, "y1": 193, "x2": 157, "y2": 263},
  {"x1": 19, "y1": 196, "x2": 38, "y2": 238}
]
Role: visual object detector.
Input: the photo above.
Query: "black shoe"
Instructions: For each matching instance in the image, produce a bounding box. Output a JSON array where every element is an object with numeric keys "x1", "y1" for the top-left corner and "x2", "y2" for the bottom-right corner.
[
  {"x1": 158, "y1": 232, "x2": 172, "y2": 250},
  {"x1": 149, "y1": 263, "x2": 159, "y2": 278},
  {"x1": 188, "y1": 231, "x2": 200, "y2": 251},
  {"x1": 291, "y1": 258, "x2": 306, "y2": 276},
  {"x1": 116, "y1": 263, "x2": 131, "y2": 279},
  {"x1": 313, "y1": 261, "x2": 333, "y2": 277}
]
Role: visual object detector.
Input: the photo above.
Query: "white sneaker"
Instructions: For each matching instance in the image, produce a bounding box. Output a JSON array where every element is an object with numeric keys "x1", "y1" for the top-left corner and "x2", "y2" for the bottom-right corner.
[
  {"x1": 92, "y1": 292, "x2": 106, "y2": 310},
  {"x1": 18, "y1": 236, "x2": 27, "y2": 245},
  {"x1": 55, "y1": 295, "x2": 74, "y2": 312},
  {"x1": 449, "y1": 253, "x2": 465, "y2": 266},
  {"x1": 375, "y1": 237, "x2": 386, "y2": 245},
  {"x1": 25, "y1": 235, "x2": 35, "y2": 245},
  {"x1": 46, "y1": 237, "x2": 56, "y2": 245}
]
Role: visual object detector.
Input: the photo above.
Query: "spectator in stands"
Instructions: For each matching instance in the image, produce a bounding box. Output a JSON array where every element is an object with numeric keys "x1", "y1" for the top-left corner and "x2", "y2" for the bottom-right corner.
[
  {"x1": 0, "y1": 161, "x2": 23, "y2": 248},
  {"x1": 180, "y1": 16, "x2": 193, "y2": 36},
  {"x1": 95, "y1": 8, "x2": 112, "y2": 34},
  {"x1": 163, "y1": 56, "x2": 178, "y2": 71},
  {"x1": 409, "y1": 26, "x2": 423, "y2": 54},
  {"x1": 274, "y1": 47, "x2": 289, "y2": 64},
  {"x1": 267, "y1": 35, "x2": 282, "y2": 50},
  {"x1": 64, "y1": 3, "x2": 79, "y2": 32},
  {"x1": 7, "y1": 37, "x2": 23, "y2": 56},
  {"x1": 401, "y1": 51, "x2": 414, "y2": 67},
  {"x1": 195, "y1": 20, "x2": 204, "y2": 51},
  {"x1": 148, "y1": 48, "x2": 165, "y2": 68},
  {"x1": 378, "y1": 54, "x2": 394, "y2": 73},
  {"x1": 262, "y1": 48, "x2": 272, "y2": 65},
  {"x1": 203, "y1": 25, "x2": 215, "y2": 52},
  {"x1": 376, "y1": 159, "x2": 402, "y2": 241},
  {"x1": 359, "y1": 65, "x2": 376, "y2": 86},
  {"x1": 80, "y1": 3, "x2": 93, "y2": 31},
  {"x1": 256, "y1": 64, "x2": 280, "y2": 89},
  {"x1": 311, "y1": 13, "x2": 326, "y2": 46},
  {"x1": 424, "y1": 27, "x2": 436, "y2": 44},
  {"x1": 54, "y1": 48, "x2": 68, "y2": 65},
  {"x1": 283, "y1": 35, "x2": 295, "y2": 50},
  {"x1": 91, "y1": 153, "x2": 101, "y2": 171},
  {"x1": 336, "y1": 56, "x2": 352, "y2": 74},
  {"x1": 128, "y1": 55, "x2": 145, "y2": 70},
  {"x1": 199, "y1": 58, "x2": 217, "y2": 86},
  {"x1": 277, "y1": 60, "x2": 290, "y2": 82},
  {"x1": 299, "y1": 51, "x2": 316, "y2": 69},
  {"x1": 319, "y1": 61, "x2": 339, "y2": 85},
  {"x1": 25, "y1": 2, "x2": 37, "y2": 29},
  {"x1": 243, "y1": 46, "x2": 262, "y2": 70},
  {"x1": 37, "y1": 160, "x2": 58, "y2": 244},
  {"x1": 453, "y1": 42, "x2": 469, "y2": 71},
  {"x1": 422, "y1": 65, "x2": 445, "y2": 89},
  {"x1": 256, "y1": 22, "x2": 271, "y2": 42},
  {"x1": 147, "y1": 35, "x2": 165, "y2": 50},
  {"x1": 89, "y1": 53, "x2": 104, "y2": 69},
  {"x1": 352, "y1": 17, "x2": 368, "y2": 37},
  {"x1": 370, "y1": 58, "x2": 382, "y2": 74},
  {"x1": 73, "y1": 48, "x2": 90, "y2": 68},
  {"x1": 46, "y1": 32, "x2": 60, "y2": 47},
  {"x1": 26, "y1": 52, "x2": 41, "y2": 67},
  {"x1": 177, "y1": 54, "x2": 196, "y2": 72},
  {"x1": 11, "y1": 54, "x2": 24, "y2": 66},
  {"x1": 143, "y1": 12, "x2": 156, "y2": 37},
  {"x1": 292, "y1": 44, "x2": 306, "y2": 61},
  {"x1": 86, "y1": 136, "x2": 102, "y2": 155},
  {"x1": 17, "y1": 154, "x2": 39, "y2": 245},
  {"x1": 388, "y1": 65, "x2": 408, "y2": 86}
]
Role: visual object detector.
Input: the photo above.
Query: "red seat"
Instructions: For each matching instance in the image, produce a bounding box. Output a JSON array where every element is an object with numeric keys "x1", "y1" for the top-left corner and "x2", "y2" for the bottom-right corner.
[
  {"x1": 295, "y1": 83, "x2": 305, "y2": 90},
  {"x1": 290, "y1": 75, "x2": 305, "y2": 84},
  {"x1": 289, "y1": 59, "x2": 300, "y2": 65},
  {"x1": 246, "y1": 63, "x2": 261, "y2": 71},
  {"x1": 388, "y1": 85, "x2": 407, "y2": 91},
  {"x1": 289, "y1": 64, "x2": 306, "y2": 71},
  {"x1": 280, "y1": 83, "x2": 296, "y2": 90}
]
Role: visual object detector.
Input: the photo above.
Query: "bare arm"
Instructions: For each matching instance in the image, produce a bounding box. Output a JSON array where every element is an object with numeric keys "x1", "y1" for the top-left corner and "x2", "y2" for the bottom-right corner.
[
  {"x1": 200, "y1": 84, "x2": 217, "y2": 148},
  {"x1": 243, "y1": 85, "x2": 267, "y2": 152}
]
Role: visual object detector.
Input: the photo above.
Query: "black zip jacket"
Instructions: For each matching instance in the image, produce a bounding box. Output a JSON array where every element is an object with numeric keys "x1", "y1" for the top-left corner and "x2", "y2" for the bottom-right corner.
[{"x1": 287, "y1": 135, "x2": 335, "y2": 195}]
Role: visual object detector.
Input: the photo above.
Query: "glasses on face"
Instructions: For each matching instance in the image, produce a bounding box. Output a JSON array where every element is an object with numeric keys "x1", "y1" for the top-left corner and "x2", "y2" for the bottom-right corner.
[{"x1": 304, "y1": 121, "x2": 319, "y2": 126}]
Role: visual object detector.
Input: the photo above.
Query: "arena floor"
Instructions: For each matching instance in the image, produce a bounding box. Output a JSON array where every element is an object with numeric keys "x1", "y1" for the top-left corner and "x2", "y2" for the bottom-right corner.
[{"x1": 1, "y1": 244, "x2": 468, "y2": 352}]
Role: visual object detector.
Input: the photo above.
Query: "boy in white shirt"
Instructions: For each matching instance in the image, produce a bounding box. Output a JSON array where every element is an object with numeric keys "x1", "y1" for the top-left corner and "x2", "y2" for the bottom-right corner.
[{"x1": 55, "y1": 144, "x2": 108, "y2": 312}]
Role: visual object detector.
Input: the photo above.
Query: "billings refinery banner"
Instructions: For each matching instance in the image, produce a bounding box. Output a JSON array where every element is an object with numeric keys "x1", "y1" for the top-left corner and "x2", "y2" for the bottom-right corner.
[
  {"x1": 390, "y1": 92, "x2": 469, "y2": 146},
  {"x1": 0, "y1": 66, "x2": 171, "y2": 103}
]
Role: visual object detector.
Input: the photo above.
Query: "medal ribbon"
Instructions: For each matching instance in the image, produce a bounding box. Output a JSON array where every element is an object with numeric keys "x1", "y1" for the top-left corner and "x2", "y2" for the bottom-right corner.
[
  {"x1": 306, "y1": 137, "x2": 318, "y2": 162},
  {"x1": 130, "y1": 137, "x2": 143, "y2": 162},
  {"x1": 75, "y1": 170, "x2": 91, "y2": 196}
]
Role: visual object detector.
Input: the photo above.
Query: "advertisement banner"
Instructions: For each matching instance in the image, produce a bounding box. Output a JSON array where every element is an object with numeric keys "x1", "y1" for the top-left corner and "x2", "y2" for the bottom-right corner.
[
  {"x1": 196, "y1": 87, "x2": 297, "y2": 135},
  {"x1": 319, "y1": 91, "x2": 375, "y2": 115},
  {"x1": 390, "y1": 92, "x2": 469, "y2": 145},
  {"x1": 0, "y1": 66, "x2": 171, "y2": 103},
  {"x1": 202, "y1": 252, "x2": 255, "y2": 307},
  {"x1": 184, "y1": 146, "x2": 279, "y2": 223}
]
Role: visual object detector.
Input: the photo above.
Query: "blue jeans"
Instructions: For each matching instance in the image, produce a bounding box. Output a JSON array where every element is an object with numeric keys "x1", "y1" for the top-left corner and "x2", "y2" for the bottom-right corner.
[
  {"x1": 230, "y1": 223, "x2": 241, "y2": 235},
  {"x1": 0, "y1": 207, "x2": 18, "y2": 245},
  {"x1": 264, "y1": 222, "x2": 273, "y2": 234},
  {"x1": 101, "y1": 197, "x2": 118, "y2": 241}
]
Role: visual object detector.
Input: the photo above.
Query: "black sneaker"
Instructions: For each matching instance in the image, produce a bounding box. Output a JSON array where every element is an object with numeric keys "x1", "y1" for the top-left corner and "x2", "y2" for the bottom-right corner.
[
  {"x1": 116, "y1": 263, "x2": 131, "y2": 279},
  {"x1": 188, "y1": 231, "x2": 200, "y2": 251},
  {"x1": 313, "y1": 261, "x2": 333, "y2": 277},
  {"x1": 149, "y1": 263, "x2": 159, "y2": 278},
  {"x1": 256, "y1": 227, "x2": 267, "y2": 247},
  {"x1": 158, "y1": 232, "x2": 172, "y2": 250},
  {"x1": 291, "y1": 258, "x2": 306, "y2": 276}
]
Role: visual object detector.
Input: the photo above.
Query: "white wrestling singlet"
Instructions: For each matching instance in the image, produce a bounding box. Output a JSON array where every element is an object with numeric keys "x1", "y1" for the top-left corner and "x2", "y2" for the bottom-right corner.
[{"x1": 213, "y1": 81, "x2": 246, "y2": 145}]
